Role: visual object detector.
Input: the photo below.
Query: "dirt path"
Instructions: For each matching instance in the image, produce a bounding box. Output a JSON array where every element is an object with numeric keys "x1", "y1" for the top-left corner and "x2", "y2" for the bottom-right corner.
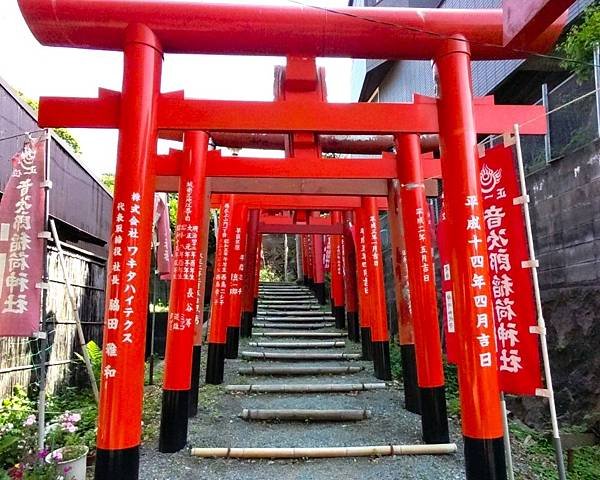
[{"x1": 139, "y1": 284, "x2": 466, "y2": 479}]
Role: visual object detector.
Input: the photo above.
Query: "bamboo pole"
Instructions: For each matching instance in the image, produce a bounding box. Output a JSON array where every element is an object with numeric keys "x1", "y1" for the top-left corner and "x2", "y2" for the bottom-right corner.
[
  {"x1": 191, "y1": 443, "x2": 458, "y2": 458},
  {"x1": 240, "y1": 408, "x2": 372, "y2": 421},
  {"x1": 238, "y1": 365, "x2": 365, "y2": 375},
  {"x1": 50, "y1": 220, "x2": 99, "y2": 402},
  {"x1": 241, "y1": 351, "x2": 361, "y2": 361},
  {"x1": 514, "y1": 124, "x2": 566, "y2": 480},
  {"x1": 253, "y1": 322, "x2": 334, "y2": 330},
  {"x1": 247, "y1": 341, "x2": 345, "y2": 349},
  {"x1": 225, "y1": 382, "x2": 386, "y2": 393},
  {"x1": 252, "y1": 331, "x2": 346, "y2": 338}
]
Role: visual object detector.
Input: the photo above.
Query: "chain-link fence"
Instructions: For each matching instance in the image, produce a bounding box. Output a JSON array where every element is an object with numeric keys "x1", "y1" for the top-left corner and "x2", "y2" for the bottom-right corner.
[{"x1": 519, "y1": 73, "x2": 599, "y2": 175}]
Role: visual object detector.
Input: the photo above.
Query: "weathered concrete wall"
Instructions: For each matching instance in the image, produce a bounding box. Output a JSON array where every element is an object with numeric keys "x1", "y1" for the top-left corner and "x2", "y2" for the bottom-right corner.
[
  {"x1": 379, "y1": 140, "x2": 600, "y2": 430},
  {"x1": 510, "y1": 138, "x2": 600, "y2": 429}
]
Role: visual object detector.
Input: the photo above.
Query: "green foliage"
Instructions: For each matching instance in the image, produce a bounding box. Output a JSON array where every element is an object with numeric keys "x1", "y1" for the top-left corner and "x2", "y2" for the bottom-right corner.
[
  {"x1": 53, "y1": 128, "x2": 81, "y2": 154},
  {"x1": 15, "y1": 91, "x2": 81, "y2": 154},
  {"x1": 443, "y1": 361, "x2": 460, "y2": 418},
  {"x1": 259, "y1": 265, "x2": 280, "y2": 282},
  {"x1": 168, "y1": 194, "x2": 178, "y2": 234},
  {"x1": 388, "y1": 340, "x2": 403, "y2": 380},
  {"x1": 100, "y1": 173, "x2": 115, "y2": 193},
  {"x1": 559, "y1": 2, "x2": 600, "y2": 80},
  {"x1": 74, "y1": 341, "x2": 102, "y2": 389},
  {"x1": 0, "y1": 386, "x2": 36, "y2": 469},
  {"x1": 47, "y1": 388, "x2": 97, "y2": 453}
]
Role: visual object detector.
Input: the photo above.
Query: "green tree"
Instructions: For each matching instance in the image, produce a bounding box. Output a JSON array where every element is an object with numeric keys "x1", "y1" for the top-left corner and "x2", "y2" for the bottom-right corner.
[
  {"x1": 559, "y1": 2, "x2": 600, "y2": 80},
  {"x1": 16, "y1": 91, "x2": 82, "y2": 154},
  {"x1": 100, "y1": 173, "x2": 115, "y2": 193}
]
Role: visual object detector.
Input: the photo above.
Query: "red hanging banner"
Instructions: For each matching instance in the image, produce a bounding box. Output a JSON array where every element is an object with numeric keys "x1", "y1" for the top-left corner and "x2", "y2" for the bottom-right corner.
[
  {"x1": 0, "y1": 136, "x2": 46, "y2": 337},
  {"x1": 154, "y1": 193, "x2": 172, "y2": 280},
  {"x1": 437, "y1": 196, "x2": 459, "y2": 365},
  {"x1": 480, "y1": 144, "x2": 542, "y2": 395}
]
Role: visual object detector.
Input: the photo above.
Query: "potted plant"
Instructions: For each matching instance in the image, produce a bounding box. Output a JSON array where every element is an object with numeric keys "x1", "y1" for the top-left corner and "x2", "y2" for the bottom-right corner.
[
  {"x1": 44, "y1": 412, "x2": 88, "y2": 480},
  {"x1": 45, "y1": 446, "x2": 88, "y2": 480}
]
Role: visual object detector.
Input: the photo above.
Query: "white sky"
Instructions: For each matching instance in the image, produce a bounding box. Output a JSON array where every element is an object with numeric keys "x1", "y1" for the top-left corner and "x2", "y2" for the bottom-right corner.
[{"x1": 0, "y1": 0, "x2": 352, "y2": 177}]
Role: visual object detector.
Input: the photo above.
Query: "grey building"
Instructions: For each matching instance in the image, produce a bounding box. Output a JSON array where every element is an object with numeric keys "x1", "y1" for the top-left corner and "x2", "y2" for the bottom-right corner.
[
  {"x1": 351, "y1": 0, "x2": 593, "y2": 105},
  {"x1": 350, "y1": 1, "x2": 600, "y2": 428}
]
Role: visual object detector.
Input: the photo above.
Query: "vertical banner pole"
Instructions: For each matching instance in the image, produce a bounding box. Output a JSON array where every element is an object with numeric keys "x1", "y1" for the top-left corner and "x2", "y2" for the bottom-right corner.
[
  {"x1": 37, "y1": 130, "x2": 51, "y2": 451},
  {"x1": 435, "y1": 36, "x2": 506, "y2": 480},
  {"x1": 513, "y1": 124, "x2": 566, "y2": 480},
  {"x1": 159, "y1": 131, "x2": 208, "y2": 452},
  {"x1": 149, "y1": 265, "x2": 156, "y2": 386},
  {"x1": 49, "y1": 219, "x2": 99, "y2": 402},
  {"x1": 386, "y1": 179, "x2": 421, "y2": 414},
  {"x1": 95, "y1": 24, "x2": 162, "y2": 480},
  {"x1": 500, "y1": 393, "x2": 515, "y2": 480},
  {"x1": 396, "y1": 134, "x2": 448, "y2": 443},
  {"x1": 342, "y1": 211, "x2": 359, "y2": 342}
]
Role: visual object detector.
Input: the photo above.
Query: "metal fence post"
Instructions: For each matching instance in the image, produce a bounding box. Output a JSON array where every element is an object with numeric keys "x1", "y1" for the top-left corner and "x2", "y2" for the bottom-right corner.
[
  {"x1": 593, "y1": 42, "x2": 600, "y2": 138},
  {"x1": 542, "y1": 83, "x2": 551, "y2": 164}
]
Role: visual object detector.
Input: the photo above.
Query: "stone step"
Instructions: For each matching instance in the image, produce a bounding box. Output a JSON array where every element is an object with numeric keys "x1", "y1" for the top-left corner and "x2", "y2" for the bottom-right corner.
[
  {"x1": 256, "y1": 316, "x2": 335, "y2": 323},
  {"x1": 225, "y1": 382, "x2": 386, "y2": 393},
  {"x1": 240, "y1": 351, "x2": 362, "y2": 361},
  {"x1": 253, "y1": 322, "x2": 334, "y2": 330},
  {"x1": 252, "y1": 331, "x2": 346, "y2": 338},
  {"x1": 238, "y1": 365, "x2": 365, "y2": 376},
  {"x1": 257, "y1": 309, "x2": 329, "y2": 317},
  {"x1": 247, "y1": 341, "x2": 346, "y2": 349}
]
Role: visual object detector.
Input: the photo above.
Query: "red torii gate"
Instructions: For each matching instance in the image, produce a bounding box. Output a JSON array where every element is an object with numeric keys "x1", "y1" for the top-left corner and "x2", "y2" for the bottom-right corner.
[{"x1": 17, "y1": 1, "x2": 567, "y2": 479}]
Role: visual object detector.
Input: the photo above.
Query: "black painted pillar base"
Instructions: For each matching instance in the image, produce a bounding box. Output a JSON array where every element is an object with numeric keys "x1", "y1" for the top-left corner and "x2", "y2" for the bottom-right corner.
[
  {"x1": 400, "y1": 344, "x2": 421, "y2": 414},
  {"x1": 205, "y1": 343, "x2": 225, "y2": 385},
  {"x1": 333, "y1": 305, "x2": 346, "y2": 329},
  {"x1": 420, "y1": 386, "x2": 450, "y2": 444},
  {"x1": 95, "y1": 446, "x2": 139, "y2": 480},
  {"x1": 188, "y1": 345, "x2": 202, "y2": 417},
  {"x1": 159, "y1": 390, "x2": 189, "y2": 452},
  {"x1": 306, "y1": 277, "x2": 314, "y2": 291},
  {"x1": 464, "y1": 436, "x2": 507, "y2": 480},
  {"x1": 224, "y1": 326, "x2": 240, "y2": 359},
  {"x1": 314, "y1": 282, "x2": 326, "y2": 305},
  {"x1": 347, "y1": 311, "x2": 360, "y2": 342},
  {"x1": 372, "y1": 341, "x2": 392, "y2": 381},
  {"x1": 240, "y1": 311, "x2": 253, "y2": 338},
  {"x1": 360, "y1": 327, "x2": 372, "y2": 360},
  {"x1": 253, "y1": 298, "x2": 258, "y2": 318}
]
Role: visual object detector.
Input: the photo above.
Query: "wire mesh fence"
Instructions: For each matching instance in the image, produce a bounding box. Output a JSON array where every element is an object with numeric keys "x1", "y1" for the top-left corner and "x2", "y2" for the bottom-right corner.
[{"x1": 518, "y1": 74, "x2": 599, "y2": 175}]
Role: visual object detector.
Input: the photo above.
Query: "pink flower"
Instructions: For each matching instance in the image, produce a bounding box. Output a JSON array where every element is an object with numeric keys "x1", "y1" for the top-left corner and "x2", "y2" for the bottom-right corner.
[
  {"x1": 52, "y1": 450, "x2": 63, "y2": 462},
  {"x1": 23, "y1": 414, "x2": 36, "y2": 426}
]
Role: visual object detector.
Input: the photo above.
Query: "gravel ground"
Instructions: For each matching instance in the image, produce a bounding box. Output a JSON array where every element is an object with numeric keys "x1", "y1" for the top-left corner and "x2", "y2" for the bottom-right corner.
[{"x1": 139, "y1": 291, "x2": 466, "y2": 480}]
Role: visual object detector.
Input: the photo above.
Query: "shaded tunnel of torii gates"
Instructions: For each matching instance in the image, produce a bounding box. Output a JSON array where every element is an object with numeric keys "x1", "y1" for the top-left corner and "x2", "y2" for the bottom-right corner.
[{"x1": 17, "y1": 0, "x2": 570, "y2": 479}]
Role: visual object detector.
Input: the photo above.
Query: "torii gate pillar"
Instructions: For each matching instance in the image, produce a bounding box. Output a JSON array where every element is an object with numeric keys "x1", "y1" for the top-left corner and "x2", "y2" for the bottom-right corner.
[
  {"x1": 342, "y1": 211, "x2": 360, "y2": 342},
  {"x1": 95, "y1": 24, "x2": 162, "y2": 480},
  {"x1": 396, "y1": 134, "x2": 449, "y2": 443},
  {"x1": 159, "y1": 131, "x2": 208, "y2": 452},
  {"x1": 240, "y1": 209, "x2": 260, "y2": 337},
  {"x1": 436, "y1": 37, "x2": 506, "y2": 480}
]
